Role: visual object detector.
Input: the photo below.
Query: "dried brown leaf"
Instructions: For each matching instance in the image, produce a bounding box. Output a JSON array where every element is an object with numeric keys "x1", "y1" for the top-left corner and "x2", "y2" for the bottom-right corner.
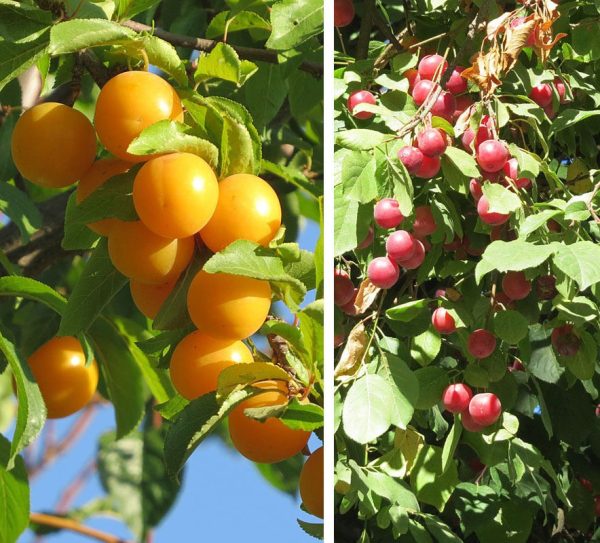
[
  {"x1": 486, "y1": 12, "x2": 511, "y2": 40},
  {"x1": 334, "y1": 322, "x2": 368, "y2": 380},
  {"x1": 462, "y1": 50, "x2": 504, "y2": 96},
  {"x1": 504, "y1": 18, "x2": 536, "y2": 65},
  {"x1": 353, "y1": 279, "x2": 380, "y2": 315}
]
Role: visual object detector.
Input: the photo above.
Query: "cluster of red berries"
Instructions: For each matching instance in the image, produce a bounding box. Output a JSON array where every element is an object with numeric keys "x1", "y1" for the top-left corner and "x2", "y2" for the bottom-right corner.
[{"x1": 442, "y1": 384, "x2": 502, "y2": 432}]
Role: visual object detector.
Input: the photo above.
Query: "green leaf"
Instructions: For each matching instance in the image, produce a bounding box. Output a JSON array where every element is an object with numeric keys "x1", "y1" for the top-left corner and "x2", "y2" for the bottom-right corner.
[
  {"x1": 518, "y1": 209, "x2": 561, "y2": 238},
  {"x1": 526, "y1": 324, "x2": 564, "y2": 384},
  {"x1": 335, "y1": 129, "x2": 387, "y2": 150},
  {"x1": 333, "y1": 183, "x2": 370, "y2": 256},
  {"x1": 70, "y1": 170, "x2": 138, "y2": 225},
  {"x1": 380, "y1": 354, "x2": 419, "y2": 430},
  {"x1": 551, "y1": 109, "x2": 600, "y2": 133},
  {"x1": 62, "y1": 193, "x2": 100, "y2": 251},
  {"x1": 299, "y1": 300, "x2": 323, "y2": 371},
  {"x1": 386, "y1": 299, "x2": 428, "y2": 322},
  {"x1": 0, "y1": 33, "x2": 49, "y2": 92},
  {"x1": 566, "y1": 331, "x2": 596, "y2": 380},
  {"x1": 414, "y1": 367, "x2": 450, "y2": 410},
  {"x1": 116, "y1": 0, "x2": 161, "y2": 19},
  {"x1": 0, "y1": 1, "x2": 52, "y2": 42},
  {"x1": 196, "y1": 42, "x2": 256, "y2": 86},
  {"x1": 481, "y1": 182, "x2": 522, "y2": 214},
  {"x1": 410, "y1": 329, "x2": 442, "y2": 367},
  {"x1": 0, "y1": 276, "x2": 67, "y2": 315},
  {"x1": 49, "y1": 19, "x2": 136, "y2": 54},
  {"x1": 0, "y1": 182, "x2": 42, "y2": 243},
  {"x1": 164, "y1": 389, "x2": 253, "y2": 478},
  {"x1": 443, "y1": 146, "x2": 480, "y2": 178},
  {"x1": 493, "y1": 310, "x2": 529, "y2": 344},
  {"x1": 0, "y1": 330, "x2": 46, "y2": 470},
  {"x1": 476, "y1": 240, "x2": 556, "y2": 282},
  {"x1": 243, "y1": 62, "x2": 286, "y2": 130},
  {"x1": 279, "y1": 399, "x2": 323, "y2": 431},
  {"x1": 206, "y1": 10, "x2": 271, "y2": 39},
  {"x1": 342, "y1": 374, "x2": 397, "y2": 444},
  {"x1": 410, "y1": 445, "x2": 458, "y2": 511},
  {"x1": 98, "y1": 429, "x2": 180, "y2": 540},
  {"x1": 153, "y1": 255, "x2": 203, "y2": 331},
  {"x1": 441, "y1": 419, "x2": 461, "y2": 474},
  {"x1": 203, "y1": 239, "x2": 306, "y2": 311},
  {"x1": 59, "y1": 240, "x2": 128, "y2": 336},
  {"x1": 553, "y1": 242, "x2": 600, "y2": 291},
  {"x1": 265, "y1": 0, "x2": 322, "y2": 51},
  {"x1": 89, "y1": 318, "x2": 145, "y2": 438},
  {"x1": 376, "y1": 155, "x2": 414, "y2": 217},
  {"x1": 297, "y1": 519, "x2": 324, "y2": 540},
  {"x1": 507, "y1": 144, "x2": 540, "y2": 179},
  {"x1": 142, "y1": 35, "x2": 187, "y2": 86},
  {"x1": 0, "y1": 435, "x2": 29, "y2": 543},
  {"x1": 128, "y1": 121, "x2": 218, "y2": 170}
]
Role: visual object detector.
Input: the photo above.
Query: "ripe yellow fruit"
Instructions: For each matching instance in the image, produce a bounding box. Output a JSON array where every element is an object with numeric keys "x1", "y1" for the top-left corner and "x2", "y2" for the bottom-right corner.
[
  {"x1": 76, "y1": 158, "x2": 131, "y2": 236},
  {"x1": 129, "y1": 279, "x2": 177, "y2": 319},
  {"x1": 169, "y1": 331, "x2": 253, "y2": 399},
  {"x1": 27, "y1": 336, "x2": 99, "y2": 419},
  {"x1": 94, "y1": 71, "x2": 184, "y2": 162},
  {"x1": 108, "y1": 221, "x2": 194, "y2": 284},
  {"x1": 11, "y1": 102, "x2": 97, "y2": 188},
  {"x1": 133, "y1": 153, "x2": 219, "y2": 238},
  {"x1": 299, "y1": 446, "x2": 324, "y2": 518},
  {"x1": 200, "y1": 174, "x2": 282, "y2": 253},
  {"x1": 187, "y1": 270, "x2": 271, "y2": 340},
  {"x1": 228, "y1": 381, "x2": 310, "y2": 463}
]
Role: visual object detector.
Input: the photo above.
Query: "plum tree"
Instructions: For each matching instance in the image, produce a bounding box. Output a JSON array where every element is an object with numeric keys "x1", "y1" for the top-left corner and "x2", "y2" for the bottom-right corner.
[
  {"x1": 467, "y1": 329, "x2": 497, "y2": 359},
  {"x1": 417, "y1": 128, "x2": 447, "y2": 157},
  {"x1": 169, "y1": 331, "x2": 253, "y2": 399},
  {"x1": 501, "y1": 271, "x2": 532, "y2": 301},
  {"x1": 129, "y1": 279, "x2": 177, "y2": 319},
  {"x1": 199, "y1": 174, "x2": 282, "y2": 253},
  {"x1": 334, "y1": 268, "x2": 355, "y2": 306},
  {"x1": 432, "y1": 308, "x2": 456, "y2": 334},
  {"x1": 11, "y1": 102, "x2": 97, "y2": 188},
  {"x1": 442, "y1": 383, "x2": 472, "y2": 413},
  {"x1": 27, "y1": 337, "x2": 99, "y2": 419},
  {"x1": 397, "y1": 146, "x2": 424, "y2": 174},
  {"x1": 374, "y1": 198, "x2": 403, "y2": 228},
  {"x1": 347, "y1": 90, "x2": 376, "y2": 119},
  {"x1": 468, "y1": 393, "x2": 502, "y2": 427},
  {"x1": 94, "y1": 70, "x2": 183, "y2": 161},
  {"x1": 386, "y1": 230, "x2": 416, "y2": 262},
  {"x1": 133, "y1": 152, "x2": 219, "y2": 239},
  {"x1": 367, "y1": 256, "x2": 399, "y2": 289},
  {"x1": 299, "y1": 447, "x2": 324, "y2": 519}
]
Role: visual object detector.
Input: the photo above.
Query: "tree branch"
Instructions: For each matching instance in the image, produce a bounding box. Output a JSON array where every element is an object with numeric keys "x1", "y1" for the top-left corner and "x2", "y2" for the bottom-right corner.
[
  {"x1": 355, "y1": 0, "x2": 376, "y2": 60},
  {"x1": 29, "y1": 513, "x2": 130, "y2": 543},
  {"x1": 121, "y1": 20, "x2": 323, "y2": 78}
]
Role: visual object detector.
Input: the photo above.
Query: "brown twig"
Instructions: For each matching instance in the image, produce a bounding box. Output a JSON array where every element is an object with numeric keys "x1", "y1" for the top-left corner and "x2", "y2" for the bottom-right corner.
[
  {"x1": 355, "y1": 0, "x2": 376, "y2": 60},
  {"x1": 30, "y1": 513, "x2": 129, "y2": 543},
  {"x1": 56, "y1": 459, "x2": 97, "y2": 513},
  {"x1": 121, "y1": 20, "x2": 323, "y2": 78}
]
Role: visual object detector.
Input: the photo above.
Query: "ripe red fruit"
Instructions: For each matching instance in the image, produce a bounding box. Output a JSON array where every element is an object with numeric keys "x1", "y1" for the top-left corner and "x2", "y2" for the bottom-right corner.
[
  {"x1": 529, "y1": 83, "x2": 553, "y2": 107},
  {"x1": 432, "y1": 308, "x2": 456, "y2": 334},
  {"x1": 461, "y1": 117, "x2": 493, "y2": 151},
  {"x1": 595, "y1": 495, "x2": 600, "y2": 517},
  {"x1": 543, "y1": 103, "x2": 556, "y2": 120},
  {"x1": 414, "y1": 155, "x2": 441, "y2": 179},
  {"x1": 412, "y1": 206, "x2": 436, "y2": 237},
  {"x1": 579, "y1": 478, "x2": 593, "y2": 493},
  {"x1": 374, "y1": 198, "x2": 403, "y2": 229},
  {"x1": 412, "y1": 79, "x2": 438, "y2": 106},
  {"x1": 367, "y1": 257, "x2": 399, "y2": 289},
  {"x1": 536, "y1": 274, "x2": 557, "y2": 300},
  {"x1": 340, "y1": 289, "x2": 358, "y2": 316},
  {"x1": 477, "y1": 196, "x2": 510, "y2": 226},
  {"x1": 548, "y1": 219, "x2": 561, "y2": 233},
  {"x1": 442, "y1": 383, "x2": 472, "y2": 413},
  {"x1": 502, "y1": 271, "x2": 531, "y2": 301},
  {"x1": 551, "y1": 324, "x2": 581, "y2": 357},
  {"x1": 503, "y1": 158, "x2": 531, "y2": 190},
  {"x1": 386, "y1": 230, "x2": 416, "y2": 262},
  {"x1": 417, "y1": 128, "x2": 447, "y2": 157},
  {"x1": 554, "y1": 77, "x2": 567, "y2": 103},
  {"x1": 418, "y1": 54, "x2": 448, "y2": 80},
  {"x1": 397, "y1": 239, "x2": 425, "y2": 269},
  {"x1": 397, "y1": 146, "x2": 424, "y2": 174},
  {"x1": 461, "y1": 410, "x2": 485, "y2": 432},
  {"x1": 404, "y1": 69, "x2": 420, "y2": 92},
  {"x1": 435, "y1": 288, "x2": 446, "y2": 298},
  {"x1": 347, "y1": 90, "x2": 376, "y2": 120},
  {"x1": 445, "y1": 66, "x2": 467, "y2": 95},
  {"x1": 509, "y1": 359, "x2": 525, "y2": 372},
  {"x1": 431, "y1": 91, "x2": 456, "y2": 121},
  {"x1": 443, "y1": 236, "x2": 462, "y2": 252},
  {"x1": 467, "y1": 329, "x2": 497, "y2": 359},
  {"x1": 469, "y1": 393, "x2": 502, "y2": 427},
  {"x1": 334, "y1": 0, "x2": 355, "y2": 27},
  {"x1": 356, "y1": 226, "x2": 374, "y2": 250},
  {"x1": 476, "y1": 140, "x2": 509, "y2": 173},
  {"x1": 453, "y1": 94, "x2": 473, "y2": 121},
  {"x1": 334, "y1": 269, "x2": 355, "y2": 306},
  {"x1": 469, "y1": 179, "x2": 483, "y2": 202}
]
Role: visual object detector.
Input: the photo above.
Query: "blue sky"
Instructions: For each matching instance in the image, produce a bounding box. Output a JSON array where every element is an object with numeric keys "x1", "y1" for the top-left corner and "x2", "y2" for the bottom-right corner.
[{"x1": 17, "y1": 217, "x2": 321, "y2": 542}]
